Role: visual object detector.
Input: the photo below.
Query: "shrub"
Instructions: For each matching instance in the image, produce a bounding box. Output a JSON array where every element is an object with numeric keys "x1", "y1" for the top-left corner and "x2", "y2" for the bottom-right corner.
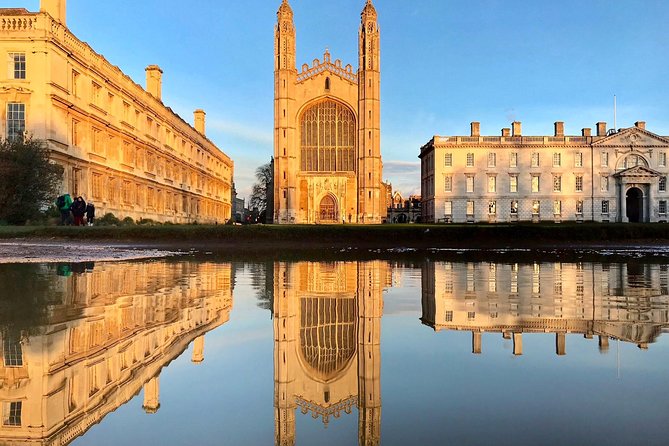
[
  {"x1": 121, "y1": 217, "x2": 135, "y2": 226},
  {"x1": 97, "y1": 213, "x2": 120, "y2": 226}
]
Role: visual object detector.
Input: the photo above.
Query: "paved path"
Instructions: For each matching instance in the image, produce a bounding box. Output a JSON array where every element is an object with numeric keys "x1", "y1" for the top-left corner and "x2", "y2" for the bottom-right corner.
[{"x1": 0, "y1": 241, "x2": 179, "y2": 264}]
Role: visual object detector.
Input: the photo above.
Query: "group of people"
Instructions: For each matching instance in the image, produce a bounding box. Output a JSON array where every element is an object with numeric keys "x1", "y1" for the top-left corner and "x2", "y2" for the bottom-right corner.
[{"x1": 56, "y1": 193, "x2": 95, "y2": 226}]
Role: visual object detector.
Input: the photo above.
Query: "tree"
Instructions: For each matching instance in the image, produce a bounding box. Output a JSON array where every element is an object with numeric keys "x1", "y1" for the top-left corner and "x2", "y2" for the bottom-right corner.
[
  {"x1": 249, "y1": 161, "x2": 273, "y2": 219},
  {"x1": 0, "y1": 138, "x2": 64, "y2": 225}
]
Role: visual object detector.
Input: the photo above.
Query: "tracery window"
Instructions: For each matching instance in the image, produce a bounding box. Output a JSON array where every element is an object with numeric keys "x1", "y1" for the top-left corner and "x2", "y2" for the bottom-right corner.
[{"x1": 300, "y1": 100, "x2": 356, "y2": 172}]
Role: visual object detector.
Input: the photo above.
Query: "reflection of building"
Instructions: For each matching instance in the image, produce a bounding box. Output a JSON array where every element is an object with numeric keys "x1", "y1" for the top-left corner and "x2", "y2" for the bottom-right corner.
[
  {"x1": 273, "y1": 0, "x2": 385, "y2": 224},
  {"x1": 420, "y1": 122, "x2": 669, "y2": 223},
  {"x1": 387, "y1": 192, "x2": 421, "y2": 224},
  {"x1": 0, "y1": 261, "x2": 233, "y2": 445},
  {"x1": 0, "y1": 1, "x2": 233, "y2": 223},
  {"x1": 421, "y1": 261, "x2": 669, "y2": 354},
  {"x1": 273, "y1": 261, "x2": 389, "y2": 445}
]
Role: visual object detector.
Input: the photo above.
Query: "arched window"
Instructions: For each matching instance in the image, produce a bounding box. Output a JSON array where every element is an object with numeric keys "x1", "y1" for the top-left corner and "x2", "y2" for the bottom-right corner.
[
  {"x1": 300, "y1": 100, "x2": 356, "y2": 172},
  {"x1": 617, "y1": 154, "x2": 649, "y2": 170}
]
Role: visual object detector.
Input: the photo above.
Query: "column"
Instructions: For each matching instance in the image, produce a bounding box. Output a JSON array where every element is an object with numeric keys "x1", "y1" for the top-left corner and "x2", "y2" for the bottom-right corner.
[{"x1": 620, "y1": 182, "x2": 628, "y2": 223}]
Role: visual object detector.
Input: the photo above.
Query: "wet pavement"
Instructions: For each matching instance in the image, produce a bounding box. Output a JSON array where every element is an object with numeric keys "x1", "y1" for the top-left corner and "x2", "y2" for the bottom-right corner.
[{"x1": 0, "y1": 241, "x2": 179, "y2": 263}]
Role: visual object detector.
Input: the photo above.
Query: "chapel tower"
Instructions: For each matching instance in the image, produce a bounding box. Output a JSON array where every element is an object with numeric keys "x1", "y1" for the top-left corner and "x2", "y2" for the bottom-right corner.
[{"x1": 273, "y1": 0, "x2": 384, "y2": 224}]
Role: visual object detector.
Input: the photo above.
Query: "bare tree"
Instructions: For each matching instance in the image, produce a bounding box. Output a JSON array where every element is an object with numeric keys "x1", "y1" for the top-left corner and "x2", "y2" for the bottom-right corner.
[{"x1": 249, "y1": 162, "x2": 272, "y2": 214}]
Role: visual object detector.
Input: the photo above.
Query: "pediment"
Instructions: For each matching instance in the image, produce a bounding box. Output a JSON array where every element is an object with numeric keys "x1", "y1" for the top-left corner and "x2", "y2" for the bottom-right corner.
[
  {"x1": 593, "y1": 127, "x2": 669, "y2": 148},
  {"x1": 613, "y1": 165, "x2": 661, "y2": 178}
]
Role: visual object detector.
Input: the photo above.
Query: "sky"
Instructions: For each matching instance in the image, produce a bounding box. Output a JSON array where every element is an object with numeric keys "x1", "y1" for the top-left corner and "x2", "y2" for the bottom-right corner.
[{"x1": 14, "y1": 0, "x2": 669, "y2": 199}]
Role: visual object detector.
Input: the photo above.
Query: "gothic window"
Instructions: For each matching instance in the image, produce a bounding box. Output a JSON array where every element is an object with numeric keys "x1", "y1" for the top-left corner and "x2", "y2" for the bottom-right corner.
[{"x1": 300, "y1": 100, "x2": 356, "y2": 172}]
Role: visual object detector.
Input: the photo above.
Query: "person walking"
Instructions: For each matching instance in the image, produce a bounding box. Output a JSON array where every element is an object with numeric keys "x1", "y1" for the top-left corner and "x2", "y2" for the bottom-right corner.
[
  {"x1": 70, "y1": 196, "x2": 87, "y2": 226},
  {"x1": 85, "y1": 202, "x2": 96, "y2": 226},
  {"x1": 56, "y1": 193, "x2": 73, "y2": 226}
]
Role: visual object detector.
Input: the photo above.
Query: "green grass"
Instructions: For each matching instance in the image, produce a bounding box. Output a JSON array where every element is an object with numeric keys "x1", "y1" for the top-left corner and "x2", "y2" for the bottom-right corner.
[{"x1": 0, "y1": 222, "x2": 668, "y2": 248}]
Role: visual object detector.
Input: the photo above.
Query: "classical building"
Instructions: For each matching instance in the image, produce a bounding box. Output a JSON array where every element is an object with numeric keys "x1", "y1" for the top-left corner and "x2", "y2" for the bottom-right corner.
[
  {"x1": 273, "y1": 0, "x2": 385, "y2": 224},
  {"x1": 421, "y1": 261, "x2": 669, "y2": 355},
  {"x1": 0, "y1": 1, "x2": 234, "y2": 223},
  {"x1": 273, "y1": 261, "x2": 390, "y2": 445},
  {"x1": 0, "y1": 260, "x2": 233, "y2": 445},
  {"x1": 420, "y1": 121, "x2": 669, "y2": 223}
]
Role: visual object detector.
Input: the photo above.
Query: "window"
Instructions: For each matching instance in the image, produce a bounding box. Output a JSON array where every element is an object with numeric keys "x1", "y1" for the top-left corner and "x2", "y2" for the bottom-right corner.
[
  {"x1": 445, "y1": 311, "x2": 453, "y2": 322},
  {"x1": 602, "y1": 200, "x2": 610, "y2": 214},
  {"x1": 553, "y1": 200, "x2": 562, "y2": 215},
  {"x1": 488, "y1": 200, "x2": 497, "y2": 215},
  {"x1": 466, "y1": 175, "x2": 474, "y2": 193},
  {"x1": 300, "y1": 100, "x2": 356, "y2": 172},
  {"x1": 510, "y1": 200, "x2": 518, "y2": 214},
  {"x1": 553, "y1": 175, "x2": 562, "y2": 192},
  {"x1": 531, "y1": 175, "x2": 540, "y2": 193},
  {"x1": 3, "y1": 338, "x2": 22, "y2": 367},
  {"x1": 660, "y1": 200, "x2": 667, "y2": 215},
  {"x1": 532, "y1": 200, "x2": 541, "y2": 215},
  {"x1": 444, "y1": 153, "x2": 452, "y2": 167},
  {"x1": 444, "y1": 201, "x2": 452, "y2": 216},
  {"x1": 510, "y1": 152, "x2": 518, "y2": 168},
  {"x1": 467, "y1": 312, "x2": 476, "y2": 321},
  {"x1": 444, "y1": 175, "x2": 452, "y2": 192},
  {"x1": 531, "y1": 153, "x2": 540, "y2": 167},
  {"x1": 2, "y1": 401, "x2": 21, "y2": 427},
  {"x1": 553, "y1": 153, "x2": 561, "y2": 167},
  {"x1": 576, "y1": 200, "x2": 584, "y2": 214},
  {"x1": 601, "y1": 176, "x2": 609, "y2": 192},
  {"x1": 91, "y1": 82, "x2": 102, "y2": 106},
  {"x1": 488, "y1": 152, "x2": 496, "y2": 167},
  {"x1": 8, "y1": 52, "x2": 26, "y2": 79},
  {"x1": 660, "y1": 177, "x2": 667, "y2": 192},
  {"x1": 575, "y1": 152, "x2": 583, "y2": 168},
  {"x1": 660, "y1": 152, "x2": 667, "y2": 168},
  {"x1": 488, "y1": 175, "x2": 496, "y2": 193},
  {"x1": 601, "y1": 151, "x2": 609, "y2": 167},
  {"x1": 466, "y1": 200, "x2": 475, "y2": 216},
  {"x1": 6, "y1": 103, "x2": 25, "y2": 141},
  {"x1": 466, "y1": 153, "x2": 474, "y2": 167},
  {"x1": 575, "y1": 175, "x2": 583, "y2": 192},
  {"x1": 509, "y1": 175, "x2": 518, "y2": 193}
]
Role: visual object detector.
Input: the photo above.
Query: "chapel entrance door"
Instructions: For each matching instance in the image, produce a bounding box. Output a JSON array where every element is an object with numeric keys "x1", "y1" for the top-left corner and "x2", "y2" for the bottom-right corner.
[
  {"x1": 626, "y1": 187, "x2": 643, "y2": 223},
  {"x1": 319, "y1": 195, "x2": 337, "y2": 223}
]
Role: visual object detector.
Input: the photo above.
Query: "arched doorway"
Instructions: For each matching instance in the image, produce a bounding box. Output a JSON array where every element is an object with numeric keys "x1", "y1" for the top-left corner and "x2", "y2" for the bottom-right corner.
[
  {"x1": 626, "y1": 187, "x2": 643, "y2": 223},
  {"x1": 319, "y1": 195, "x2": 337, "y2": 223}
]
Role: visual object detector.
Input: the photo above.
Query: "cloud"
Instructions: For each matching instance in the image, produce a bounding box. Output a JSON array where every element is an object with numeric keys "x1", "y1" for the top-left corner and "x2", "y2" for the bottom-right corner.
[{"x1": 383, "y1": 160, "x2": 421, "y2": 197}]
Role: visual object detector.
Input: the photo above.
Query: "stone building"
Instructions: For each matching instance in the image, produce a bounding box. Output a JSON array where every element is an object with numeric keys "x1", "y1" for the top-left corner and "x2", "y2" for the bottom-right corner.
[
  {"x1": 0, "y1": 260, "x2": 232, "y2": 445},
  {"x1": 273, "y1": 261, "x2": 390, "y2": 445},
  {"x1": 421, "y1": 261, "x2": 669, "y2": 355},
  {"x1": 387, "y1": 191, "x2": 421, "y2": 223},
  {"x1": 273, "y1": 0, "x2": 385, "y2": 224},
  {"x1": 420, "y1": 121, "x2": 669, "y2": 223},
  {"x1": 0, "y1": 1, "x2": 234, "y2": 223}
]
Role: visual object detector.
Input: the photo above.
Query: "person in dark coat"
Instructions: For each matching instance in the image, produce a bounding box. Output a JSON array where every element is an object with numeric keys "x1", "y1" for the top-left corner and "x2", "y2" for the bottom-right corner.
[
  {"x1": 70, "y1": 196, "x2": 87, "y2": 226},
  {"x1": 85, "y1": 202, "x2": 96, "y2": 226},
  {"x1": 56, "y1": 193, "x2": 73, "y2": 225}
]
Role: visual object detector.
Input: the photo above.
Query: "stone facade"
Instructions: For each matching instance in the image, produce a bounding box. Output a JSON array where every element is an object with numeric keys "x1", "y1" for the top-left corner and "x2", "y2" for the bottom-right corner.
[
  {"x1": 420, "y1": 121, "x2": 669, "y2": 223},
  {"x1": 273, "y1": 0, "x2": 385, "y2": 224},
  {"x1": 387, "y1": 191, "x2": 422, "y2": 223},
  {"x1": 0, "y1": 1, "x2": 234, "y2": 224}
]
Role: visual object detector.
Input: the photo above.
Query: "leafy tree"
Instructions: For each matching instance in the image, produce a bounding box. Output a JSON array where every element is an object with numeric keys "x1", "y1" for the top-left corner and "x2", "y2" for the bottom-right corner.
[
  {"x1": 0, "y1": 138, "x2": 63, "y2": 225},
  {"x1": 250, "y1": 161, "x2": 273, "y2": 216}
]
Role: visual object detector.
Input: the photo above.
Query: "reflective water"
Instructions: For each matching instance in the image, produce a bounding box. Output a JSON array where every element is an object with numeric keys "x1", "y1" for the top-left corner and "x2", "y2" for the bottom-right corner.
[{"x1": 1, "y1": 259, "x2": 668, "y2": 445}]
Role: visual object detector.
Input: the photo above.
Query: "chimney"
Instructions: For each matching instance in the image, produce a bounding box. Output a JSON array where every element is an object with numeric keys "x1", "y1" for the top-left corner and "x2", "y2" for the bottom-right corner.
[
  {"x1": 142, "y1": 376, "x2": 160, "y2": 414},
  {"x1": 501, "y1": 128, "x2": 511, "y2": 137},
  {"x1": 635, "y1": 121, "x2": 646, "y2": 130},
  {"x1": 145, "y1": 65, "x2": 163, "y2": 100},
  {"x1": 470, "y1": 122, "x2": 480, "y2": 137},
  {"x1": 194, "y1": 110, "x2": 206, "y2": 135},
  {"x1": 596, "y1": 122, "x2": 607, "y2": 136},
  {"x1": 191, "y1": 335, "x2": 205, "y2": 364},
  {"x1": 554, "y1": 121, "x2": 565, "y2": 137},
  {"x1": 40, "y1": 0, "x2": 66, "y2": 25},
  {"x1": 512, "y1": 121, "x2": 522, "y2": 136},
  {"x1": 582, "y1": 128, "x2": 592, "y2": 137}
]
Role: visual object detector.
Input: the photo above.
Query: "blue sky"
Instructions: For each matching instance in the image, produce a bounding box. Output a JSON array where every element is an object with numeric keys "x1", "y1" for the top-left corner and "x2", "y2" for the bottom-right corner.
[{"x1": 16, "y1": 0, "x2": 669, "y2": 197}]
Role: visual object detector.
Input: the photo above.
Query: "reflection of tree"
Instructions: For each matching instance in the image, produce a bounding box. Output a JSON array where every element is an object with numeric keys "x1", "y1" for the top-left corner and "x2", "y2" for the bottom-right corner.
[
  {"x1": 0, "y1": 264, "x2": 55, "y2": 338},
  {"x1": 250, "y1": 262, "x2": 274, "y2": 312}
]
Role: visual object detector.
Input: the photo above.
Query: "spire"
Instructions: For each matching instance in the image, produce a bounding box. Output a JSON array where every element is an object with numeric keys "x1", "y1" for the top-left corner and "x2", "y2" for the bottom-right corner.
[
  {"x1": 361, "y1": 0, "x2": 377, "y2": 21},
  {"x1": 278, "y1": 0, "x2": 293, "y2": 19}
]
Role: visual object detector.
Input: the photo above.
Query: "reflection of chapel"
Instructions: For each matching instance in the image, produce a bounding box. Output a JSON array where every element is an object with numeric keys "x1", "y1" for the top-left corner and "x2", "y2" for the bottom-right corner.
[
  {"x1": 273, "y1": 0, "x2": 385, "y2": 224},
  {"x1": 273, "y1": 262, "x2": 386, "y2": 445}
]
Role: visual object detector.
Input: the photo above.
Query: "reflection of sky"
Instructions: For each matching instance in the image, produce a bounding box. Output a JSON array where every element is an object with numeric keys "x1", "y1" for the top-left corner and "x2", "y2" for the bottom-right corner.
[{"x1": 73, "y1": 263, "x2": 669, "y2": 446}]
